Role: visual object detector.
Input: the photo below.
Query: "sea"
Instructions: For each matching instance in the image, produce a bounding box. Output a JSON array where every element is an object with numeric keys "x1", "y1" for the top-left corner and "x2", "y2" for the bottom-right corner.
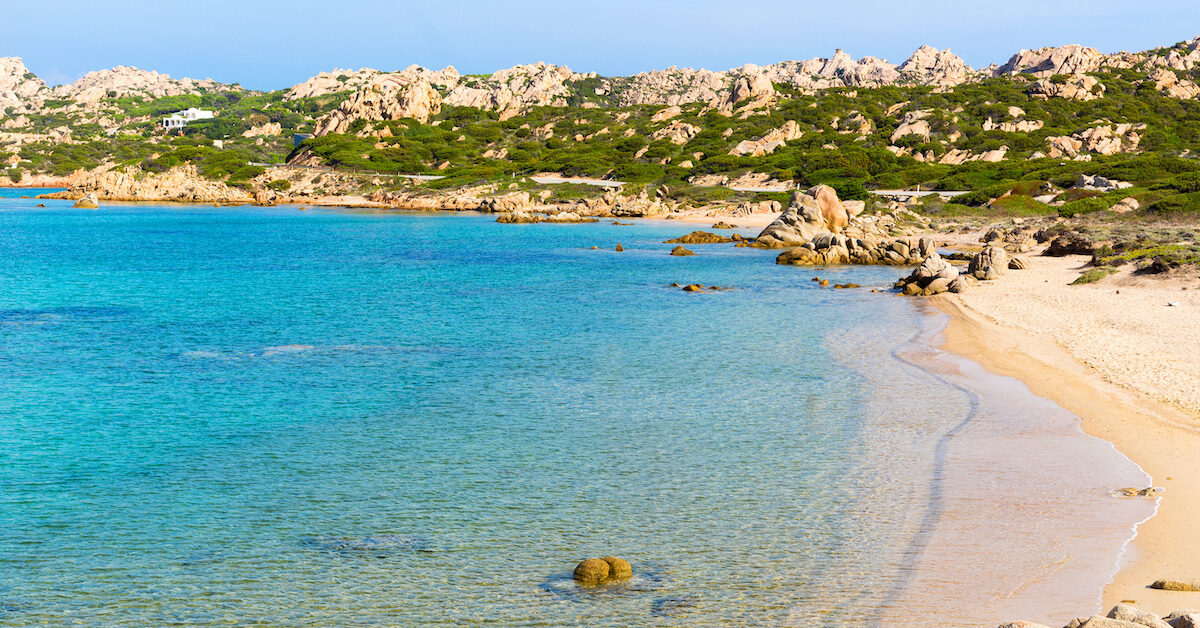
[{"x1": 0, "y1": 190, "x2": 1157, "y2": 627}]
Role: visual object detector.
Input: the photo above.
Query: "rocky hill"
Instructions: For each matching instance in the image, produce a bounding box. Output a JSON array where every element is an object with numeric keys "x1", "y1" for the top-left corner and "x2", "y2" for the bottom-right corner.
[{"x1": 5, "y1": 36, "x2": 1200, "y2": 222}]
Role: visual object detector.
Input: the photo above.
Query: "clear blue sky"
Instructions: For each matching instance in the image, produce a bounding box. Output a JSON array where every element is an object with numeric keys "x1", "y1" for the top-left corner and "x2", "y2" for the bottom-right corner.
[{"x1": 6, "y1": 0, "x2": 1199, "y2": 91}]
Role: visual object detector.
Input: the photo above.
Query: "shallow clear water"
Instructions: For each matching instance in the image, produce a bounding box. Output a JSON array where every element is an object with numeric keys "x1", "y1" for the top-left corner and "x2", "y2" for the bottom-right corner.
[{"x1": 0, "y1": 200, "x2": 1154, "y2": 626}]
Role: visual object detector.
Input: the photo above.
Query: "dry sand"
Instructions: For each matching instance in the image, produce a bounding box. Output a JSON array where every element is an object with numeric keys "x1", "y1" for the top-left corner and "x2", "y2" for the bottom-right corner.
[{"x1": 931, "y1": 253, "x2": 1200, "y2": 618}]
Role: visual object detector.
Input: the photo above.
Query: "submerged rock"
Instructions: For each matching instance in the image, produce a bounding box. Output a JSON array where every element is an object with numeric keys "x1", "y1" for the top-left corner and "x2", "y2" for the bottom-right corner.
[
  {"x1": 651, "y1": 596, "x2": 699, "y2": 617},
  {"x1": 665, "y1": 231, "x2": 734, "y2": 244}
]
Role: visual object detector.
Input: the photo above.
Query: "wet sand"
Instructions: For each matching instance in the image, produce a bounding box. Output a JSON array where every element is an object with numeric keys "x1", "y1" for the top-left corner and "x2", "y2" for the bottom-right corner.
[{"x1": 930, "y1": 255, "x2": 1200, "y2": 619}]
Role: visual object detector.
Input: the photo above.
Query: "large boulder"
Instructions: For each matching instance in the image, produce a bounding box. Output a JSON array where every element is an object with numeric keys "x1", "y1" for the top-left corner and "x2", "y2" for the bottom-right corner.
[
  {"x1": 73, "y1": 193, "x2": 99, "y2": 209},
  {"x1": 969, "y1": 246, "x2": 1008, "y2": 280},
  {"x1": 573, "y1": 559, "x2": 610, "y2": 586},
  {"x1": 665, "y1": 231, "x2": 734, "y2": 244},
  {"x1": 752, "y1": 185, "x2": 850, "y2": 248},
  {"x1": 602, "y1": 556, "x2": 632, "y2": 580},
  {"x1": 894, "y1": 253, "x2": 965, "y2": 295},
  {"x1": 1106, "y1": 604, "x2": 1172, "y2": 628}
]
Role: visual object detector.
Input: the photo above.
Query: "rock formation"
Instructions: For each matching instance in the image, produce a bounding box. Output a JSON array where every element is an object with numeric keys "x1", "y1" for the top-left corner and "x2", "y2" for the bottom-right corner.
[
  {"x1": 753, "y1": 185, "x2": 851, "y2": 247},
  {"x1": 44, "y1": 165, "x2": 253, "y2": 204},
  {"x1": 72, "y1": 193, "x2": 99, "y2": 209},
  {"x1": 968, "y1": 246, "x2": 1008, "y2": 280},
  {"x1": 894, "y1": 253, "x2": 967, "y2": 295},
  {"x1": 1031, "y1": 74, "x2": 1105, "y2": 101},
  {"x1": 994, "y1": 45, "x2": 1106, "y2": 78},
  {"x1": 0, "y1": 58, "x2": 46, "y2": 110},
  {"x1": 315, "y1": 79, "x2": 442, "y2": 133}
]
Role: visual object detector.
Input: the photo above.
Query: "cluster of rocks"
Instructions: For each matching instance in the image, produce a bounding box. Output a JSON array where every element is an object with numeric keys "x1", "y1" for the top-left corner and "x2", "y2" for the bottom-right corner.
[
  {"x1": 573, "y1": 557, "x2": 633, "y2": 586},
  {"x1": 40, "y1": 165, "x2": 254, "y2": 204},
  {"x1": 894, "y1": 253, "x2": 967, "y2": 295},
  {"x1": 1047, "y1": 124, "x2": 1147, "y2": 159},
  {"x1": 1000, "y1": 603, "x2": 1200, "y2": 628},
  {"x1": 495, "y1": 210, "x2": 598, "y2": 224},
  {"x1": 665, "y1": 231, "x2": 744, "y2": 244},
  {"x1": 314, "y1": 79, "x2": 442, "y2": 133},
  {"x1": 1072, "y1": 174, "x2": 1135, "y2": 192}
]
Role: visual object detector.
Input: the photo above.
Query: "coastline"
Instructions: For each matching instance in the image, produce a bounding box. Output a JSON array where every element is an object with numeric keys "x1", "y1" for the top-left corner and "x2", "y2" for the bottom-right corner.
[{"x1": 929, "y1": 256, "x2": 1200, "y2": 619}]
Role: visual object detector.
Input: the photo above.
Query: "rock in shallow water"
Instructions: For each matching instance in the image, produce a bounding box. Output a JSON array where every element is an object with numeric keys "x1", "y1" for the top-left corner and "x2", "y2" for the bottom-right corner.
[
  {"x1": 300, "y1": 534, "x2": 429, "y2": 553},
  {"x1": 573, "y1": 558, "x2": 610, "y2": 585}
]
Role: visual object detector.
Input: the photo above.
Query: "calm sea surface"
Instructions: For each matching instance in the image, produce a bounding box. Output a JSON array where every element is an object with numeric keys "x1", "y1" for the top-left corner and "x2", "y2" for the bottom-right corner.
[{"x1": 0, "y1": 194, "x2": 1155, "y2": 626}]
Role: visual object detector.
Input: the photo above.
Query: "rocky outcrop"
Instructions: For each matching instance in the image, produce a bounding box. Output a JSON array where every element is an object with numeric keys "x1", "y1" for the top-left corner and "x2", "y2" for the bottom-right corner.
[
  {"x1": 753, "y1": 185, "x2": 850, "y2": 247},
  {"x1": 968, "y1": 246, "x2": 1008, "y2": 280},
  {"x1": 729, "y1": 120, "x2": 803, "y2": 156},
  {"x1": 894, "y1": 252, "x2": 967, "y2": 295},
  {"x1": 1047, "y1": 124, "x2": 1145, "y2": 157},
  {"x1": 285, "y1": 65, "x2": 460, "y2": 101},
  {"x1": 665, "y1": 231, "x2": 737, "y2": 244},
  {"x1": 49, "y1": 66, "x2": 235, "y2": 104},
  {"x1": 779, "y1": 233, "x2": 935, "y2": 267},
  {"x1": 891, "y1": 110, "x2": 932, "y2": 143},
  {"x1": 994, "y1": 45, "x2": 1106, "y2": 78},
  {"x1": 444, "y1": 63, "x2": 589, "y2": 113},
  {"x1": 572, "y1": 557, "x2": 632, "y2": 586},
  {"x1": 44, "y1": 165, "x2": 253, "y2": 203},
  {"x1": 670, "y1": 245, "x2": 695, "y2": 256},
  {"x1": 315, "y1": 79, "x2": 442, "y2": 133},
  {"x1": 72, "y1": 193, "x2": 99, "y2": 209},
  {"x1": 0, "y1": 57, "x2": 46, "y2": 110},
  {"x1": 1031, "y1": 74, "x2": 1105, "y2": 101},
  {"x1": 897, "y1": 46, "x2": 978, "y2": 87},
  {"x1": 651, "y1": 121, "x2": 700, "y2": 145},
  {"x1": 1148, "y1": 68, "x2": 1200, "y2": 99}
]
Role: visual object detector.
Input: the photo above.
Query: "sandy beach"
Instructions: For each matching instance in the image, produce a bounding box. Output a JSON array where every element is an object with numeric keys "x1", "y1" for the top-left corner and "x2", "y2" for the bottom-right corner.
[{"x1": 931, "y1": 253, "x2": 1200, "y2": 619}]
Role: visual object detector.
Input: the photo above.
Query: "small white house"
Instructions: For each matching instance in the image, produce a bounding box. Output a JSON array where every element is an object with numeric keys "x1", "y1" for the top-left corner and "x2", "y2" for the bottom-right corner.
[{"x1": 162, "y1": 108, "x2": 215, "y2": 129}]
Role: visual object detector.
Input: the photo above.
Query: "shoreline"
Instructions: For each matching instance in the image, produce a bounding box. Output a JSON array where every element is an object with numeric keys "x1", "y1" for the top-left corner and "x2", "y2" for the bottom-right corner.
[{"x1": 928, "y1": 257, "x2": 1200, "y2": 620}]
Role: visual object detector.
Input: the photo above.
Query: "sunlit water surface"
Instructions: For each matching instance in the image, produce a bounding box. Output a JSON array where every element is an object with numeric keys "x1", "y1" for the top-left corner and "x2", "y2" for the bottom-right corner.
[{"x1": 0, "y1": 197, "x2": 1154, "y2": 626}]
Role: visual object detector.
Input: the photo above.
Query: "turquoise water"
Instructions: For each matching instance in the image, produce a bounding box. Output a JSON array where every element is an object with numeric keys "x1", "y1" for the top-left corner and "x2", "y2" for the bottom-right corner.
[{"x1": 0, "y1": 199, "x2": 1153, "y2": 626}]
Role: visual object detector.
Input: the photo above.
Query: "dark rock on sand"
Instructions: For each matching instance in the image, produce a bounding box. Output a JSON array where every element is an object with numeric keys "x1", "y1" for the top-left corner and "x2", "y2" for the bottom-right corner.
[
  {"x1": 1152, "y1": 579, "x2": 1200, "y2": 591},
  {"x1": 710, "y1": 221, "x2": 739, "y2": 229},
  {"x1": 670, "y1": 245, "x2": 695, "y2": 256},
  {"x1": 1045, "y1": 233, "x2": 1096, "y2": 256}
]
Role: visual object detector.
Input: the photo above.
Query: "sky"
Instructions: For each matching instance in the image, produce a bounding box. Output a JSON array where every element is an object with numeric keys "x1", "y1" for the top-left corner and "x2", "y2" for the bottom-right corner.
[{"x1": 5, "y1": 0, "x2": 1199, "y2": 91}]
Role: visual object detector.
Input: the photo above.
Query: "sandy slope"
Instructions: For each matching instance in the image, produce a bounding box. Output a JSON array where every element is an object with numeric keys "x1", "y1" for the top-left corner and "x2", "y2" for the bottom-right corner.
[{"x1": 932, "y1": 254, "x2": 1200, "y2": 619}]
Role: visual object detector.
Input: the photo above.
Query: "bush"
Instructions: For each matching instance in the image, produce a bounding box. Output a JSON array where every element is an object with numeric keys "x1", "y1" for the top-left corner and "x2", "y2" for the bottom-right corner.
[
  {"x1": 1145, "y1": 192, "x2": 1200, "y2": 215},
  {"x1": 1058, "y1": 196, "x2": 1111, "y2": 217},
  {"x1": 267, "y1": 179, "x2": 291, "y2": 191}
]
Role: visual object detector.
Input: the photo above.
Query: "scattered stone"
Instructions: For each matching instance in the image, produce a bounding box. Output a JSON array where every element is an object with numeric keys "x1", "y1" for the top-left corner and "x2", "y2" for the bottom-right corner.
[
  {"x1": 665, "y1": 231, "x2": 734, "y2": 244},
  {"x1": 573, "y1": 559, "x2": 610, "y2": 586},
  {"x1": 615, "y1": 243, "x2": 624, "y2": 252},
  {"x1": 1152, "y1": 580, "x2": 1200, "y2": 591},
  {"x1": 998, "y1": 622, "x2": 1055, "y2": 628},
  {"x1": 710, "y1": 221, "x2": 739, "y2": 229},
  {"x1": 35, "y1": 203, "x2": 45, "y2": 207},
  {"x1": 681, "y1": 284, "x2": 705, "y2": 292},
  {"x1": 819, "y1": 279, "x2": 829, "y2": 287},
  {"x1": 670, "y1": 245, "x2": 695, "y2": 256},
  {"x1": 1168, "y1": 302, "x2": 1181, "y2": 307},
  {"x1": 1009, "y1": 257, "x2": 1030, "y2": 270},
  {"x1": 1166, "y1": 611, "x2": 1200, "y2": 628},
  {"x1": 496, "y1": 210, "x2": 543, "y2": 224},
  {"x1": 833, "y1": 283, "x2": 861, "y2": 289},
  {"x1": 1116, "y1": 487, "x2": 1161, "y2": 497}
]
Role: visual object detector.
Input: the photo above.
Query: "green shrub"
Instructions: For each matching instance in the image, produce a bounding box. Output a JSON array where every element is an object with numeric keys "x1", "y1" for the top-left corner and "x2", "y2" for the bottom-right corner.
[
  {"x1": 1145, "y1": 192, "x2": 1200, "y2": 214},
  {"x1": 267, "y1": 179, "x2": 291, "y2": 191},
  {"x1": 1058, "y1": 196, "x2": 1111, "y2": 217},
  {"x1": 1070, "y1": 268, "x2": 1117, "y2": 284}
]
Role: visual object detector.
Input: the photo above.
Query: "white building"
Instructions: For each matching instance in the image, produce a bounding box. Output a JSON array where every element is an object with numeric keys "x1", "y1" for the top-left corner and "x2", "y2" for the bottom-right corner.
[{"x1": 162, "y1": 107, "x2": 215, "y2": 129}]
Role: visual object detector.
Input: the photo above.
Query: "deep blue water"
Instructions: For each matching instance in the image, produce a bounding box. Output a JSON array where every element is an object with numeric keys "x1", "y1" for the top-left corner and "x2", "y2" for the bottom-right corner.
[{"x1": 0, "y1": 199, "x2": 1151, "y2": 627}]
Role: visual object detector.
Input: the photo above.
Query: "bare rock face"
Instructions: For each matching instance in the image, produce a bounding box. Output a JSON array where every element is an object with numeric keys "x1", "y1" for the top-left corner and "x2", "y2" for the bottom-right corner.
[
  {"x1": 729, "y1": 120, "x2": 802, "y2": 156},
  {"x1": 286, "y1": 65, "x2": 461, "y2": 101},
  {"x1": 50, "y1": 66, "x2": 233, "y2": 104},
  {"x1": 444, "y1": 63, "x2": 587, "y2": 114},
  {"x1": 897, "y1": 46, "x2": 978, "y2": 86},
  {"x1": 1031, "y1": 74, "x2": 1106, "y2": 101},
  {"x1": 995, "y1": 44, "x2": 1106, "y2": 78},
  {"x1": 891, "y1": 109, "x2": 933, "y2": 143},
  {"x1": 58, "y1": 165, "x2": 253, "y2": 204},
  {"x1": 0, "y1": 57, "x2": 46, "y2": 109},
  {"x1": 1148, "y1": 68, "x2": 1200, "y2": 99},
  {"x1": 753, "y1": 185, "x2": 849, "y2": 248},
  {"x1": 315, "y1": 79, "x2": 442, "y2": 134},
  {"x1": 651, "y1": 121, "x2": 700, "y2": 146},
  {"x1": 1047, "y1": 124, "x2": 1145, "y2": 157}
]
